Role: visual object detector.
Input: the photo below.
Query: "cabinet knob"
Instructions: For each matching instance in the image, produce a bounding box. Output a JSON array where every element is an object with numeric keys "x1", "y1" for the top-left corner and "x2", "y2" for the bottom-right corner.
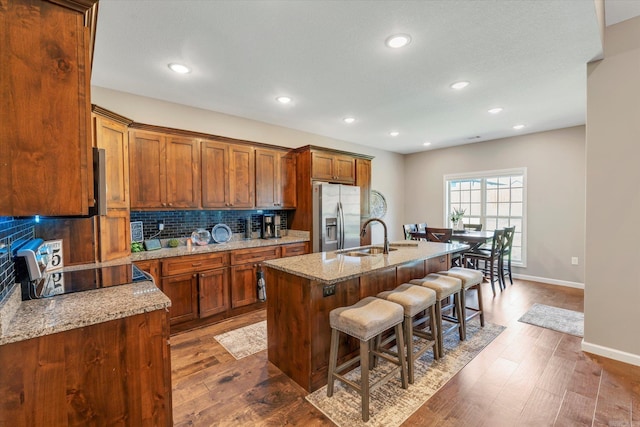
[
  {"x1": 168, "y1": 203, "x2": 173, "y2": 207},
  {"x1": 192, "y1": 274, "x2": 197, "y2": 278},
  {"x1": 162, "y1": 203, "x2": 167, "y2": 207}
]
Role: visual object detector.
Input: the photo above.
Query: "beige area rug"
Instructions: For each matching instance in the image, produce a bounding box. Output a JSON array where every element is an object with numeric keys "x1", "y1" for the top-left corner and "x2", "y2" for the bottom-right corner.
[
  {"x1": 306, "y1": 322, "x2": 505, "y2": 427},
  {"x1": 213, "y1": 320, "x2": 267, "y2": 359},
  {"x1": 518, "y1": 303, "x2": 584, "y2": 337}
]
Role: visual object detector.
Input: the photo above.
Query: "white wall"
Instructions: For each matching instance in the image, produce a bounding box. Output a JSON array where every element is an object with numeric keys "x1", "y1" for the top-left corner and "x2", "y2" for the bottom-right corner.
[
  {"x1": 584, "y1": 16, "x2": 640, "y2": 365},
  {"x1": 404, "y1": 126, "x2": 586, "y2": 285},
  {"x1": 91, "y1": 86, "x2": 405, "y2": 243}
]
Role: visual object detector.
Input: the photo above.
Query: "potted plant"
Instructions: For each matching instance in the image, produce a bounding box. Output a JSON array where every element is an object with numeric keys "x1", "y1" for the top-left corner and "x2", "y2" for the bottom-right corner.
[{"x1": 449, "y1": 207, "x2": 466, "y2": 230}]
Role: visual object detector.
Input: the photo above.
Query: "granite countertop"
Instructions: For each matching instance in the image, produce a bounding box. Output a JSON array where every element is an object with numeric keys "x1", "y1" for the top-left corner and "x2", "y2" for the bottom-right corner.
[
  {"x1": 0, "y1": 280, "x2": 170, "y2": 346},
  {"x1": 129, "y1": 232, "x2": 309, "y2": 262},
  {"x1": 263, "y1": 241, "x2": 469, "y2": 284}
]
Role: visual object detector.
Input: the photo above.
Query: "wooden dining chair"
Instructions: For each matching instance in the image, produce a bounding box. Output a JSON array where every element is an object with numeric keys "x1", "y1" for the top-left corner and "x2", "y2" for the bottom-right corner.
[
  {"x1": 464, "y1": 223, "x2": 483, "y2": 231},
  {"x1": 463, "y1": 229, "x2": 505, "y2": 296},
  {"x1": 500, "y1": 226, "x2": 516, "y2": 285},
  {"x1": 425, "y1": 227, "x2": 463, "y2": 267}
]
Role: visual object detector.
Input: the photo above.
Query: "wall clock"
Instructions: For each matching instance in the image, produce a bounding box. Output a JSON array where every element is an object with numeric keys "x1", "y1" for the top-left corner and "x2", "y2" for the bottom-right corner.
[{"x1": 370, "y1": 190, "x2": 388, "y2": 218}]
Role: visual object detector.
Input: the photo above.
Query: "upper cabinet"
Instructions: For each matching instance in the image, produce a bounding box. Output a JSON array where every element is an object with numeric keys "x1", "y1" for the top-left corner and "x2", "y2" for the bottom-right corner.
[
  {"x1": 0, "y1": 0, "x2": 99, "y2": 216},
  {"x1": 202, "y1": 140, "x2": 254, "y2": 209},
  {"x1": 129, "y1": 130, "x2": 200, "y2": 209},
  {"x1": 92, "y1": 107, "x2": 131, "y2": 210},
  {"x1": 255, "y1": 148, "x2": 297, "y2": 209},
  {"x1": 311, "y1": 151, "x2": 356, "y2": 184}
]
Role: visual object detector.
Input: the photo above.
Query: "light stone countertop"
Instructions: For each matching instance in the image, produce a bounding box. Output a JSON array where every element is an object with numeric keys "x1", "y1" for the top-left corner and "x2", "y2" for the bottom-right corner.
[
  {"x1": 0, "y1": 231, "x2": 310, "y2": 346},
  {"x1": 0, "y1": 281, "x2": 170, "y2": 346},
  {"x1": 263, "y1": 241, "x2": 469, "y2": 284}
]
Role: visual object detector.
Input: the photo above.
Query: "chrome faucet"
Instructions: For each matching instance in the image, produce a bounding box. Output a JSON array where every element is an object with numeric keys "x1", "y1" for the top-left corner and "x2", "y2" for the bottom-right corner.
[{"x1": 361, "y1": 218, "x2": 390, "y2": 254}]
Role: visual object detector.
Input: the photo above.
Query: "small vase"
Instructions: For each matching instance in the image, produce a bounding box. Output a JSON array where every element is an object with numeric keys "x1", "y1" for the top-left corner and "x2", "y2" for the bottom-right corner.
[{"x1": 454, "y1": 220, "x2": 464, "y2": 231}]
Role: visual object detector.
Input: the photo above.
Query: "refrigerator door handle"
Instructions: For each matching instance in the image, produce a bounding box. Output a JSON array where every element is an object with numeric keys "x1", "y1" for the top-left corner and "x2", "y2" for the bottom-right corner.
[{"x1": 337, "y1": 202, "x2": 344, "y2": 249}]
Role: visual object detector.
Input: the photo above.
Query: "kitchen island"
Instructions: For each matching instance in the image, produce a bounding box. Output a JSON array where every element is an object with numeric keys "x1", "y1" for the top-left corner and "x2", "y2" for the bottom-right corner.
[{"x1": 263, "y1": 240, "x2": 467, "y2": 392}]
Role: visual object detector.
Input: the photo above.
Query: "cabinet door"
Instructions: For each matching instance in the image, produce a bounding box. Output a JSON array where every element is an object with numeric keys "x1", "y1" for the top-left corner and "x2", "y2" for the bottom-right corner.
[
  {"x1": 425, "y1": 255, "x2": 450, "y2": 274},
  {"x1": 280, "y1": 152, "x2": 297, "y2": 208},
  {"x1": 166, "y1": 136, "x2": 200, "y2": 208},
  {"x1": 129, "y1": 131, "x2": 166, "y2": 209},
  {"x1": 356, "y1": 158, "x2": 372, "y2": 245},
  {"x1": 230, "y1": 263, "x2": 259, "y2": 308},
  {"x1": 311, "y1": 152, "x2": 335, "y2": 181},
  {"x1": 199, "y1": 268, "x2": 229, "y2": 318},
  {"x1": 255, "y1": 148, "x2": 279, "y2": 208},
  {"x1": 201, "y1": 140, "x2": 228, "y2": 208},
  {"x1": 229, "y1": 144, "x2": 255, "y2": 208},
  {"x1": 0, "y1": 1, "x2": 94, "y2": 216},
  {"x1": 333, "y1": 154, "x2": 356, "y2": 183},
  {"x1": 161, "y1": 273, "x2": 198, "y2": 325},
  {"x1": 98, "y1": 210, "x2": 131, "y2": 261},
  {"x1": 94, "y1": 115, "x2": 130, "y2": 209}
]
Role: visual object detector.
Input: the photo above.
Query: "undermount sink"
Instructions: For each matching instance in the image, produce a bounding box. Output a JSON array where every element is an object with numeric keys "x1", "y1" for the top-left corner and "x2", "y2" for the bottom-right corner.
[{"x1": 337, "y1": 246, "x2": 398, "y2": 257}]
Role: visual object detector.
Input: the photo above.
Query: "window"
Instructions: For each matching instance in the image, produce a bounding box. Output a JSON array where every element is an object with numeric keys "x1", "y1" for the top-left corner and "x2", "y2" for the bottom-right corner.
[{"x1": 445, "y1": 168, "x2": 526, "y2": 266}]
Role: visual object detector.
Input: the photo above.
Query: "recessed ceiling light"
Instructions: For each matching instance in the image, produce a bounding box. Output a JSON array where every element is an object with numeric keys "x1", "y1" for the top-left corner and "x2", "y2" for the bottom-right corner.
[
  {"x1": 423, "y1": 142, "x2": 432, "y2": 146},
  {"x1": 168, "y1": 63, "x2": 191, "y2": 74},
  {"x1": 385, "y1": 34, "x2": 411, "y2": 49},
  {"x1": 276, "y1": 96, "x2": 292, "y2": 104},
  {"x1": 389, "y1": 131, "x2": 400, "y2": 137},
  {"x1": 488, "y1": 107, "x2": 503, "y2": 114},
  {"x1": 450, "y1": 81, "x2": 470, "y2": 90},
  {"x1": 513, "y1": 124, "x2": 526, "y2": 130},
  {"x1": 343, "y1": 117, "x2": 356, "y2": 124}
]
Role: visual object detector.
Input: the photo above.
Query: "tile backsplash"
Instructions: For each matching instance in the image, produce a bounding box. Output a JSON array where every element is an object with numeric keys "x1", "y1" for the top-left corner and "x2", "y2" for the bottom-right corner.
[
  {"x1": 0, "y1": 217, "x2": 35, "y2": 302},
  {"x1": 130, "y1": 210, "x2": 290, "y2": 241}
]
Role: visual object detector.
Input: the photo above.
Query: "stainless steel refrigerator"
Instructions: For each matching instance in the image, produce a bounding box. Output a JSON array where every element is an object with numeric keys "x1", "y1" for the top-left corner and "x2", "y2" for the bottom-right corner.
[{"x1": 312, "y1": 183, "x2": 361, "y2": 252}]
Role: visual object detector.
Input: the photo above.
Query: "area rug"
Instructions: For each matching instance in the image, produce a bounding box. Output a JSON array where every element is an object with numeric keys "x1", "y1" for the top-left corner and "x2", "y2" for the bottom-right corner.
[
  {"x1": 306, "y1": 322, "x2": 505, "y2": 427},
  {"x1": 518, "y1": 303, "x2": 584, "y2": 337},
  {"x1": 213, "y1": 320, "x2": 267, "y2": 359}
]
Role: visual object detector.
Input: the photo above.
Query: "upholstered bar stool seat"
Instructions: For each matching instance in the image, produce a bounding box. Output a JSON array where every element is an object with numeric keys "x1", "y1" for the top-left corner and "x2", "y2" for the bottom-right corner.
[
  {"x1": 409, "y1": 273, "x2": 463, "y2": 356},
  {"x1": 327, "y1": 296, "x2": 408, "y2": 422},
  {"x1": 378, "y1": 283, "x2": 438, "y2": 384},
  {"x1": 438, "y1": 267, "x2": 485, "y2": 337}
]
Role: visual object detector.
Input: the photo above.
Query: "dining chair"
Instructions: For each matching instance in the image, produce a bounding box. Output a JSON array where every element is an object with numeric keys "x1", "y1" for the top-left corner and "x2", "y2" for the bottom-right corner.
[
  {"x1": 402, "y1": 224, "x2": 418, "y2": 240},
  {"x1": 463, "y1": 229, "x2": 505, "y2": 296},
  {"x1": 500, "y1": 226, "x2": 516, "y2": 285},
  {"x1": 416, "y1": 223, "x2": 427, "y2": 233},
  {"x1": 464, "y1": 223, "x2": 483, "y2": 231},
  {"x1": 425, "y1": 227, "x2": 463, "y2": 267}
]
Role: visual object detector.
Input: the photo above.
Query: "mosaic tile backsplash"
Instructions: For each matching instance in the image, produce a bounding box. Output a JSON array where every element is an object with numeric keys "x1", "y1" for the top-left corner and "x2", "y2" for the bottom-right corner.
[
  {"x1": 0, "y1": 217, "x2": 35, "y2": 302},
  {"x1": 130, "y1": 210, "x2": 291, "y2": 241}
]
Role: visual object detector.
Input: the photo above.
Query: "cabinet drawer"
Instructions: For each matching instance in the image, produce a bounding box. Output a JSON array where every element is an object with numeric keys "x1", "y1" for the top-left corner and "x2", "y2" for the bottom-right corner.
[
  {"x1": 230, "y1": 246, "x2": 280, "y2": 265},
  {"x1": 162, "y1": 252, "x2": 229, "y2": 276},
  {"x1": 281, "y1": 242, "x2": 308, "y2": 258}
]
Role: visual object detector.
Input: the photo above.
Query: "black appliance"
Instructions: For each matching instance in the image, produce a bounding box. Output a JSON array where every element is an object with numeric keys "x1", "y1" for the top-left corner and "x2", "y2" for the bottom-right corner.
[{"x1": 12, "y1": 239, "x2": 150, "y2": 300}]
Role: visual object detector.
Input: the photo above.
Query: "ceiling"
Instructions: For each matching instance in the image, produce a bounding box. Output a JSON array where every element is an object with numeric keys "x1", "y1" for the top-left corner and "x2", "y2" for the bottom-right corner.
[{"x1": 92, "y1": 1, "x2": 636, "y2": 155}]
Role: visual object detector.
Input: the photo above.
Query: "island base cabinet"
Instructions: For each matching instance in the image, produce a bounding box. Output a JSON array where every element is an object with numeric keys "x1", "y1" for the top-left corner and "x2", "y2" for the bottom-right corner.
[{"x1": 0, "y1": 310, "x2": 172, "y2": 427}]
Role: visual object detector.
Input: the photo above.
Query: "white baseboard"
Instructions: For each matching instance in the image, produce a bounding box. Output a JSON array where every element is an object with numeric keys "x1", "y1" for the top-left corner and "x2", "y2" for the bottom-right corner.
[
  {"x1": 581, "y1": 340, "x2": 640, "y2": 367},
  {"x1": 513, "y1": 273, "x2": 584, "y2": 289}
]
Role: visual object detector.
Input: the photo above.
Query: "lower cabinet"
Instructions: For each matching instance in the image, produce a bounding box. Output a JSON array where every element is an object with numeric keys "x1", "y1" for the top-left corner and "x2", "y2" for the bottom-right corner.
[
  {"x1": 199, "y1": 268, "x2": 230, "y2": 317},
  {"x1": 230, "y1": 245, "x2": 281, "y2": 309},
  {"x1": 161, "y1": 272, "x2": 199, "y2": 325}
]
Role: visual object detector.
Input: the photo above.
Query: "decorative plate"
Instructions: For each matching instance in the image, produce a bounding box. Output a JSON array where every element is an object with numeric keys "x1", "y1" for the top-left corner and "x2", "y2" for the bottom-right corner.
[
  {"x1": 370, "y1": 190, "x2": 388, "y2": 218},
  {"x1": 212, "y1": 224, "x2": 233, "y2": 243}
]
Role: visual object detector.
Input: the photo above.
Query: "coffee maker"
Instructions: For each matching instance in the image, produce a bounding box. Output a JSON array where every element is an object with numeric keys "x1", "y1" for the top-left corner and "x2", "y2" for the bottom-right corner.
[{"x1": 261, "y1": 214, "x2": 275, "y2": 239}]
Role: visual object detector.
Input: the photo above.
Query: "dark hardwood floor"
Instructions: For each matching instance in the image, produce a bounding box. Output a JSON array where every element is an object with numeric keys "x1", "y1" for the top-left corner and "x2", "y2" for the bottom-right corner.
[{"x1": 170, "y1": 279, "x2": 640, "y2": 426}]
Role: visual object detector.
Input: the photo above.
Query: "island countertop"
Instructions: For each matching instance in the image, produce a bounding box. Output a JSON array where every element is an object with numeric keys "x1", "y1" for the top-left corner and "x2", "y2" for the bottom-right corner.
[{"x1": 262, "y1": 240, "x2": 468, "y2": 284}]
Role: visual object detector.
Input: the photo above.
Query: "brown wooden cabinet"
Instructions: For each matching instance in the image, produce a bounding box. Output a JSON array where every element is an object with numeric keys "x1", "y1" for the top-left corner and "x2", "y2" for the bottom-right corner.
[
  {"x1": 281, "y1": 242, "x2": 309, "y2": 257},
  {"x1": 356, "y1": 158, "x2": 372, "y2": 245},
  {"x1": 129, "y1": 130, "x2": 200, "y2": 209},
  {"x1": 311, "y1": 151, "x2": 356, "y2": 184},
  {"x1": 255, "y1": 148, "x2": 297, "y2": 208},
  {"x1": 98, "y1": 210, "x2": 131, "y2": 261},
  {"x1": 230, "y1": 246, "x2": 280, "y2": 308},
  {"x1": 0, "y1": 0, "x2": 98, "y2": 216},
  {"x1": 160, "y1": 251, "x2": 230, "y2": 325},
  {"x1": 0, "y1": 310, "x2": 172, "y2": 427},
  {"x1": 202, "y1": 140, "x2": 255, "y2": 208}
]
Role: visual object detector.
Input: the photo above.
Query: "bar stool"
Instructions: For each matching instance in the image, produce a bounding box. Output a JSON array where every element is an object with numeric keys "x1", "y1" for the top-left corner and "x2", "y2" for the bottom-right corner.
[
  {"x1": 327, "y1": 296, "x2": 408, "y2": 422},
  {"x1": 409, "y1": 273, "x2": 463, "y2": 356},
  {"x1": 438, "y1": 267, "x2": 485, "y2": 337},
  {"x1": 377, "y1": 283, "x2": 438, "y2": 384}
]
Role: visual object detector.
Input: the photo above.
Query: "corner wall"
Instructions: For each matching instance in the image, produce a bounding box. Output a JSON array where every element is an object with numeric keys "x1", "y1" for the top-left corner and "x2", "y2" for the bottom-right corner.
[
  {"x1": 403, "y1": 126, "x2": 586, "y2": 285},
  {"x1": 584, "y1": 16, "x2": 640, "y2": 365},
  {"x1": 91, "y1": 87, "x2": 405, "y2": 243}
]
